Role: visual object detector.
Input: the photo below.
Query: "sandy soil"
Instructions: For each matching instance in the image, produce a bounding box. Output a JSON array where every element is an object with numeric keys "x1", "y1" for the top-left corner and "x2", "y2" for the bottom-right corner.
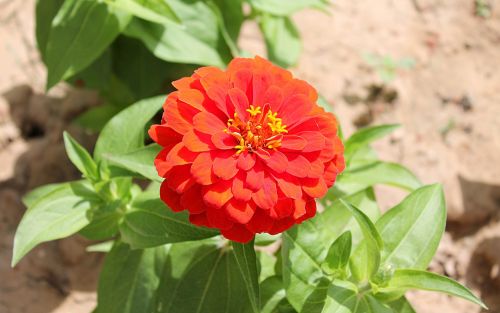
[{"x1": 1, "y1": 0, "x2": 500, "y2": 312}]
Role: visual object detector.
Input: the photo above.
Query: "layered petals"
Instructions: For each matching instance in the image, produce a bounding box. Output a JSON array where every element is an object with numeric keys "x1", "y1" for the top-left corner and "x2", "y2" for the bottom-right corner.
[{"x1": 150, "y1": 56, "x2": 345, "y2": 243}]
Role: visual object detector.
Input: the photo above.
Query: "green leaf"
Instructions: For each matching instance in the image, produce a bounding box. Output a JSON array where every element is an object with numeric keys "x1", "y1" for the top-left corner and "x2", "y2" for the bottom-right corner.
[
  {"x1": 120, "y1": 188, "x2": 218, "y2": 248},
  {"x1": 12, "y1": 181, "x2": 93, "y2": 266},
  {"x1": 260, "y1": 276, "x2": 287, "y2": 313},
  {"x1": 123, "y1": 3, "x2": 227, "y2": 67},
  {"x1": 74, "y1": 104, "x2": 123, "y2": 132},
  {"x1": 79, "y1": 201, "x2": 123, "y2": 240},
  {"x1": 35, "y1": 0, "x2": 64, "y2": 62},
  {"x1": 22, "y1": 182, "x2": 64, "y2": 208},
  {"x1": 323, "y1": 280, "x2": 394, "y2": 313},
  {"x1": 335, "y1": 161, "x2": 421, "y2": 196},
  {"x1": 86, "y1": 240, "x2": 114, "y2": 253},
  {"x1": 340, "y1": 200, "x2": 383, "y2": 282},
  {"x1": 321, "y1": 188, "x2": 380, "y2": 247},
  {"x1": 381, "y1": 269, "x2": 486, "y2": 308},
  {"x1": 259, "y1": 14, "x2": 301, "y2": 68},
  {"x1": 66, "y1": 48, "x2": 112, "y2": 90},
  {"x1": 322, "y1": 231, "x2": 352, "y2": 275},
  {"x1": 63, "y1": 131, "x2": 99, "y2": 181},
  {"x1": 248, "y1": 0, "x2": 328, "y2": 16},
  {"x1": 208, "y1": 0, "x2": 240, "y2": 57},
  {"x1": 344, "y1": 124, "x2": 399, "y2": 159},
  {"x1": 45, "y1": 0, "x2": 131, "y2": 89},
  {"x1": 282, "y1": 215, "x2": 332, "y2": 312},
  {"x1": 387, "y1": 297, "x2": 416, "y2": 313},
  {"x1": 94, "y1": 96, "x2": 163, "y2": 162},
  {"x1": 211, "y1": 0, "x2": 244, "y2": 47},
  {"x1": 377, "y1": 184, "x2": 446, "y2": 270},
  {"x1": 105, "y1": 0, "x2": 178, "y2": 25},
  {"x1": 255, "y1": 233, "x2": 281, "y2": 246},
  {"x1": 155, "y1": 240, "x2": 251, "y2": 313},
  {"x1": 258, "y1": 251, "x2": 277, "y2": 282},
  {"x1": 233, "y1": 240, "x2": 260, "y2": 313},
  {"x1": 111, "y1": 36, "x2": 172, "y2": 100},
  {"x1": 96, "y1": 242, "x2": 166, "y2": 313},
  {"x1": 105, "y1": 144, "x2": 162, "y2": 182}
]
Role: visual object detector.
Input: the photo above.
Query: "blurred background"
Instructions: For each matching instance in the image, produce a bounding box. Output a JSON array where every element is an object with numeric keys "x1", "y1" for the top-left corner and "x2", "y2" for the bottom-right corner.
[{"x1": 1, "y1": 0, "x2": 499, "y2": 312}]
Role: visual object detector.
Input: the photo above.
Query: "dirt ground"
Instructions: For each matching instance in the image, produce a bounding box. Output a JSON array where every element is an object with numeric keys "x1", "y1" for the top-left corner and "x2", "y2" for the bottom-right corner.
[{"x1": 1, "y1": 0, "x2": 500, "y2": 312}]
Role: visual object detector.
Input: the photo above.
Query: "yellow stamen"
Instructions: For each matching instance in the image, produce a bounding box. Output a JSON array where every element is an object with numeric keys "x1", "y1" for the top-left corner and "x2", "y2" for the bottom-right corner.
[{"x1": 246, "y1": 105, "x2": 262, "y2": 117}]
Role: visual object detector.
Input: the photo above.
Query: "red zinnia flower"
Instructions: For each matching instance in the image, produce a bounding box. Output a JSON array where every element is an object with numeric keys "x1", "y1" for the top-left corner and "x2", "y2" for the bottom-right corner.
[{"x1": 149, "y1": 56, "x2": 345, "y2": 243}]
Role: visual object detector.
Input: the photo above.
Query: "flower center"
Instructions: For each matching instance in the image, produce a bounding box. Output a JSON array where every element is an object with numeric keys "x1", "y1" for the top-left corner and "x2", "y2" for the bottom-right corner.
[{"x1": 225, "y1": 105, "x2": 288, "y2": 154}]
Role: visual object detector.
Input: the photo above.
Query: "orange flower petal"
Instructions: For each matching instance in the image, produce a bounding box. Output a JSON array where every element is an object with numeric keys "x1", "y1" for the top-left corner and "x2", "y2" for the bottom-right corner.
[
  {"x1": 274, "y1": 174, "x2": 302, "y2": 200},
  {"x1": 232, "y1": 173, "x2": 253, "y2": 202},
  {"x1": 166, "y1": 143, "x2": 197, "y2": 167},
  {"x1": 263, "y1": 85, "x2": 284, "y2": 112},
  {"x1": 181, "y1": 185, "x2": 205, "y2": 214},
  {"x1": 206, "y1": 206, "x2": 233, "y2": 230},
  {"x1": 296, "y1": 131, "x2": 326, "y2": 152},
  {"x1": 237, "y1": 152, "x2": 256, "y2": 171},
  {"x1": 246, "y1": 163, "x2": 264, "y2": 190},
  {"x1": 302, "y1": 177, "x2": 328, "y2": 198},
  {"x1": 177, "y1": 89, "x2": 205, "y2": 111},
  {"x1": 280, "y1": 135, "x2": 307, "y2": 151},
  {"x1": 252, "y1": 175, "x2": 277, "y2": 210},
  {"x1": 148, "y1": 125, "x2": 182, "y2": 147},
  {"x1": 221, "y1": 224, "x2": 254, "y2": 243},
  {"x1": 212, "y1": 132, "x2": 236, "y2": 150},
  {"x1": 286, "y1": 154, "x2": 311, "y2": 178},
  {"x1": 246, "y1": 208, "x2": 274, "y2": 233},
  {"x1": 192, "y1": 111, "x2": 227, "y2": 135},
  {"x1": 228, "y1": 88, "x2": 250, "y2": 120},
  {"x1": 213, "y1": 152, "x2": 238, "y2": 180},
  {"x1": 190, "y1": 152, "x2": 217, "y2": 185},
  {"x1": 183, "y1": 130, "x2": 215, "y2": 152},
  {"x1": 264, "y1": 150, "x2": 288, "y2": 173},
  {"x1": 225, "y1": 199, "x2": 255, "y2": 224},
  {"x1": 160, "y1": 182, "x2": 184, "y2": 212},
  {"x1": 280, "y1": 94, "x2": 314, "y2": 125},
  {"x1": 202, "y1": 179, "x2": 233, "y2": 208},
  {"x1": 189, "y1": 212, "x2": 209, "y2": 227},
  {"x1": 271, "y1": 198, "x2": 294, "y2": 219},
  {"x1": 166, "y1": 164, "x2": 195, "y2": 193}
]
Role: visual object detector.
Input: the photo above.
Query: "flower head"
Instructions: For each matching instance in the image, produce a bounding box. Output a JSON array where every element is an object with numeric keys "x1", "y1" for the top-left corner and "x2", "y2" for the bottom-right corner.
[{"x1": 149, "y1": 56, "x2": 345, "y2": 243}]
